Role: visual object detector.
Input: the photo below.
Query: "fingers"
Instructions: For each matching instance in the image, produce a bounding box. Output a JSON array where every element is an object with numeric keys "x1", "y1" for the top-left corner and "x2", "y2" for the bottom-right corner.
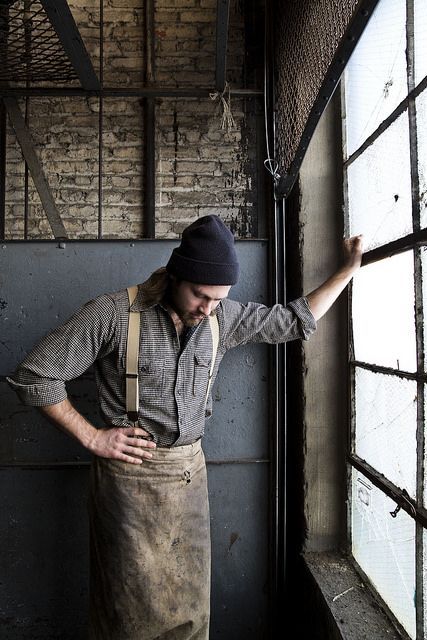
[
  {"x1": 93, "y1": 426, "x2": 157, "y2": 464},
  {"x1": 122, "y1": 426, "x2": 154, "y2": 440}
]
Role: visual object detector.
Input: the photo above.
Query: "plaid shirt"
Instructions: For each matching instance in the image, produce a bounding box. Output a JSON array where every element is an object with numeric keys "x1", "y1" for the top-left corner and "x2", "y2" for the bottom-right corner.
[{"x1": 7, "y1": 287, "x2": 316, "y2": 447}]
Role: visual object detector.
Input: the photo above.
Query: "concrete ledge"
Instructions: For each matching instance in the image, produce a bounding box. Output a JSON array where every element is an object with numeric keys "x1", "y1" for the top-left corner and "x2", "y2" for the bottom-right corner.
[{"x1": 302, "y1": 552, "x2": 408, "y2": 640}]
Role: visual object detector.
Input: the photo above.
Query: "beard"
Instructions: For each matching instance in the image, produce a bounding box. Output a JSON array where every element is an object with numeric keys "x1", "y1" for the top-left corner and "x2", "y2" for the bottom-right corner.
[{"x1": 178, "y1": 311, "x2": 206, "y2": 328}]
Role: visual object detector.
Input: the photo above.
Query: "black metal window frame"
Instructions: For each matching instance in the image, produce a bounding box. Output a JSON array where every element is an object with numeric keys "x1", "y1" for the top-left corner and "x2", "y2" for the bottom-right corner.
[{"x1": 343, "y1": 1, "x2": 426, "y2": 637}]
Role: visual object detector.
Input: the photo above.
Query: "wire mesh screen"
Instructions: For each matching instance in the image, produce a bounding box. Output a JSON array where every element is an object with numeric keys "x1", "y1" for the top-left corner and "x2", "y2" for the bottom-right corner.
[
  {"x1": 273, "y1": 0, "x2": 365, "y2": 198},
  {"x1": 0, "y1": 0, "x2": 78, "y2": 85}
]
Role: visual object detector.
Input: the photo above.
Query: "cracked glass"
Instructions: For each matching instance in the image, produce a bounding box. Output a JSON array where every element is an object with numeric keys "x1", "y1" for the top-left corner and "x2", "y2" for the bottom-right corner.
[
  {"x1": 351, "y1": 468, "x2": 416, "y2": 639},
  {"x1": 417, "y1": 89, "x2": 427, "y2": 228},
  {"x1": 354, "y1": 367, "x2": 417, "y2": 498},
  {"x1": 344, "y1": 0, "x2": 407, "y2": 157},
  {"x1": 347, "y1": 111, "x2": 412, "y2": 251}
]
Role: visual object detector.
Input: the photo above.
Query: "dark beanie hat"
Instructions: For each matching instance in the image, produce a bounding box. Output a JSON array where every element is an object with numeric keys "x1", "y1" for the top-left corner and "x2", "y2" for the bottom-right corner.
[{"x1": 166, "y1": 215, "x2": 239, "y2": 285}]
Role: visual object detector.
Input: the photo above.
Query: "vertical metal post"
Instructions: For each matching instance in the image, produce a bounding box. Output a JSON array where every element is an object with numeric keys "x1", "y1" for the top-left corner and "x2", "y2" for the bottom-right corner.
[
  {"x1": 24, "y1": 98, "x2": 29, "y2": 238},
  {"x1": 406, "y1": 1, "x2": 424, "y2": 638},
  {"x1": 274, "y1": 197, "x2": 287, "y2": 592},
  {"x1": 144, "y1": 0, "x2": 155, "y2": 238},
  {"x1": 0, "y1": 2, "x2": 6, "y2": 239},
  {"x1": 0, "y1": 101, "x2": 5, "y2": 240},
  {"x1": 98, "y1": 0, "x2": 104, "y2": 239},
  {"x1": 264, "y1": 0, "x2": 287, "y2": 629},
  {"x1": 24, "y1": 0, "x2": 31, "y2": 239}
]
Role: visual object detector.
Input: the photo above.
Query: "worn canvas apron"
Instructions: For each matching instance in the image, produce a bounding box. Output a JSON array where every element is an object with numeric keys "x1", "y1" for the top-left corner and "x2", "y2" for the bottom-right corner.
[
  {"x1": 88, "y1": 287, "x2": 218, "y2": 639},
  {"x1": 88, "y1": 440, "x2": 210, "y2": 640}
]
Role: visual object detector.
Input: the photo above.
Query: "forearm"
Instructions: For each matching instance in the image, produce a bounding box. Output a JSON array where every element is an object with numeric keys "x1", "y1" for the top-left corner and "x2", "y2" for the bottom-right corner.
[
  {"x1": 305, "y1": 265, "x2": 355, "y2": 321},
  {"x1": 39, "y1": 398, "x2": 98, "y2": 450},
  {"x1": 305, "y1": 234, "x2": 363, "y2": 321},
  {"x1": 39, "y1": 398, "x2": 156, "y2": 464}
]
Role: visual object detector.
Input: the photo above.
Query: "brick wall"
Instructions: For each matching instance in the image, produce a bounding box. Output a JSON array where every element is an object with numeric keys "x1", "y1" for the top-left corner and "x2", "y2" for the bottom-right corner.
[{"x1": 3, "y1": 0, "x2": 264, "y2": 240}]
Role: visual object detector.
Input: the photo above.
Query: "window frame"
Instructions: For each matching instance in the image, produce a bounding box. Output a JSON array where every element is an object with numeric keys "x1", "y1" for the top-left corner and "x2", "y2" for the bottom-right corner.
[{"x1": 342, "y1": 1, "x2": 427, "y2": 637}]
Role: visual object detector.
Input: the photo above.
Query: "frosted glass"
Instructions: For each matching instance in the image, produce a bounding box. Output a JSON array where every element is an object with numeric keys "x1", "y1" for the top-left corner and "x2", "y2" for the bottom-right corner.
[
  {"x1": 344, "y1": 0, "x2": 407, "y2": 156},
  {"x1": 421, "y1": 248, "x2": 427, "y2": 369},
  {"x1": 352, "y1": 251, "x2": 417, "y2": 372},
  {"x1": 415, "y1": 0, "x2": 427, "y2": 86},
  {"x1": 351, "y1": 468, "x2": 416, "y2": 639},
  {"x1": 417, "y1": 90, "x2": 427, "y2": 229},
  {"x1": 354, "y1": 368, "x2": 417, "y2": 498},
  {"x1": 347, "y1": 112, "x2": 412, "y2": 251}
]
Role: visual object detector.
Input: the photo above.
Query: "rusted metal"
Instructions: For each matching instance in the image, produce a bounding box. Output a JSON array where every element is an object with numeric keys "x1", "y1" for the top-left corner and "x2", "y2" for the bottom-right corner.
[
  {"x1": 361, "y1": 229, "x2": 427, "y2": 267},
  {"x1": 143, "y1": 0, "x2": 155, "y2": 239},
  {"x1": 215, "y1": 0, "x2": 230, "y2": 91},
  {"x1": 40, "y1": 0, "x2": 100, "y2": 90},
  {"x1": 0, "y1": 86, "x2": 263, "y2": 98},
  {"x1": 349, "y1": 453, "x2": 427, "y2": 529}
]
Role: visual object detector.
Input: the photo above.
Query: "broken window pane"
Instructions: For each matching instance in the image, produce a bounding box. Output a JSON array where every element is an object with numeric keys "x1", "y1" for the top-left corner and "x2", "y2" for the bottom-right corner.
[
  {"x1": 352, "y1": 251, "x2": 417, "y2": 372},
  {"x1": 354, "y1": 367, "x2": 417, "y2": 498},
  {"x1": 417, "y1": 89, "x2": 427, "y2": 228},
  {"x1": 347, "y1": 112, "x2": 412, "y2": 251},
  {"x1": 351, "y1": 468, "x2": 416, "y2": 639},
  {"x1": 344, "y1": 0, "x2": 407, "y2": 157},
  {"x1": 415, "y1": 0, "x2": 427, "y2": 86}
]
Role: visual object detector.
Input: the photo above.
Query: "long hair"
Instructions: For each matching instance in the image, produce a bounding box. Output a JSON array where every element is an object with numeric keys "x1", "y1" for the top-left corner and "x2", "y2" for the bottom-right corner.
[{"x1": 139, "y1": 267, "x2": 170, "y2": 306}]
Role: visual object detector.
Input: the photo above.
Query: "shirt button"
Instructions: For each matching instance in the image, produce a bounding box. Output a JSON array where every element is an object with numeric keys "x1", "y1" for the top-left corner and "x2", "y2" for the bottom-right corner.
[{"x1": 177, "y1": 389, "x2": 182, "y2": 395}]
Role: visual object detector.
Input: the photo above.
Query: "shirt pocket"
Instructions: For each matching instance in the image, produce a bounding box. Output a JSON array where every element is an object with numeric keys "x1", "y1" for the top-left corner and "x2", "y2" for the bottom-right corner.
[
  {"x1": 140, "y1": 358, "x2": 165, "y2": 397},
  {"x1": 193, "y1": 354, "x2": 211, "y2": 397}
]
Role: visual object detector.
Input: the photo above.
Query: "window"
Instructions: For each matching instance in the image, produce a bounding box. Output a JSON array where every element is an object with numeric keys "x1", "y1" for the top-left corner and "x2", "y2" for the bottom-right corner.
[{"x1": 343, "y1": 0, "x2": 427, "y2": 638}]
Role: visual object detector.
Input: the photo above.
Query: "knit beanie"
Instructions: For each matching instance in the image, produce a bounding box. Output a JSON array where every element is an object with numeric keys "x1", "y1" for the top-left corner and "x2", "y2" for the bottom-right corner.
[{"x1": 166, "y1": 215, "x2": 240, "y2": 285}]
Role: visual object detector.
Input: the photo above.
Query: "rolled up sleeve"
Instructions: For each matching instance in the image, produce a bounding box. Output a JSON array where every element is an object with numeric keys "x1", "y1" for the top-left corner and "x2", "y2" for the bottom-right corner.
[
  {"x1": 288, "y1": 297, "x2": 317, "y2": 340},
  {"x1": 6, "y1": 376, "x2": 68, "y2": 406},
  {"x1": 220, "y1": 296, "x2": 317, "y2": 349},
  {"x1": 6, "y1": 294, "x2": 117, "y2": 407}
]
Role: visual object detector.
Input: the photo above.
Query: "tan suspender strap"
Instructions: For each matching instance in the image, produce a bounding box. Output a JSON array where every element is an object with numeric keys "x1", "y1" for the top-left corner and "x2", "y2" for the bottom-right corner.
[
  {"x1": 207, "y1": 313, "x2": 219, "y2": 402},
  {"x1": 126, "y1": 285, "x2": 140, "y2": 424}
]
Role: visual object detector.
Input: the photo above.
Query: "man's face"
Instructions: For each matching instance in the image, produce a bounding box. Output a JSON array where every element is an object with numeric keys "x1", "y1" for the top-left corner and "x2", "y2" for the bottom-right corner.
[{"x1": 170, "y1": 280, "x2": 231, "y2": 327}]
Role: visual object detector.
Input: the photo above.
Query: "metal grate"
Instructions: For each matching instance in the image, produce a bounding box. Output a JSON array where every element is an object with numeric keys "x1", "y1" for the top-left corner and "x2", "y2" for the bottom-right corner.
[
  {"x1": 273, "y1": 0, "x2": 378, "y2": 198},
  {"x1": 0, "y1": 0, "x2": 78, "y2": 85}
]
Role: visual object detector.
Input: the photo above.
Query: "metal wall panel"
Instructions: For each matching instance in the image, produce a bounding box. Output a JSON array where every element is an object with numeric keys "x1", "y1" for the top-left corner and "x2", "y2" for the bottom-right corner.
[{"x1": 0, "y1": 240, "x2": 271, "y2": 638}]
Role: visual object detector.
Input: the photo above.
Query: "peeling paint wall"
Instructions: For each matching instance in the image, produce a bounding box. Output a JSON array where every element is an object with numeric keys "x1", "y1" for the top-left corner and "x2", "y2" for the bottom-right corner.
[
  {"x1": 298, "y1": 91, "x2": 348, "y2": 552},
  {"x1": 3, "y1": 0, "x2": 263, "y2": 240}
]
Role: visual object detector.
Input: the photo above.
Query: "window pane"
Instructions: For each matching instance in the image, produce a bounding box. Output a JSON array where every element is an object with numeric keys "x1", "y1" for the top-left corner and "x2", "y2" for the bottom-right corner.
[
  {"x1": 354, "y1": 368, "x2": 417, "y2": 498},
  {"x1": 351, "y1": 468, "x2": 416, "y2": 639},
  {"x1": 344, "y1": 0, "x2": 407, "y2": 157},
  {"x1": 417, "y1": 89, "x2": 427, "y2": 228},
  {"x1": 421, "y1": 248, "x2": 427, "y2": 369},
  {"x1": 415, "y1": 0, "x2": 427, "y2": 86},
  {"x1": 352, "y1": 252, "x2": 417, "y2": 372},
  {"x1": 347, "y1": 112, "x2": 412, "y2": 251}
]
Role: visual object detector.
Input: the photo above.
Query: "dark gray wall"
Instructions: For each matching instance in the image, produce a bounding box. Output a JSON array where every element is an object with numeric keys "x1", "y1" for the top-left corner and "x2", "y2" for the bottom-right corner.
[{"x1": 0, "y1": 240, "x2": 272, "y2": 639}]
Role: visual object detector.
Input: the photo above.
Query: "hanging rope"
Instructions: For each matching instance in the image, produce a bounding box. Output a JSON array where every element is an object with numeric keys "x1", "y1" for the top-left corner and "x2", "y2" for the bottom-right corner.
[{"x1": 209, "y1": 82, "x2": 236, "y2": 132}]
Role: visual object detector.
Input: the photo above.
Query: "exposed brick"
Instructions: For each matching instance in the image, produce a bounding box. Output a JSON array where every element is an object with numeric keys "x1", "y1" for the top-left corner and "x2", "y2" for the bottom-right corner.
[{"x1": 4, "y1": 0, "x2": 260, "y2": 240}]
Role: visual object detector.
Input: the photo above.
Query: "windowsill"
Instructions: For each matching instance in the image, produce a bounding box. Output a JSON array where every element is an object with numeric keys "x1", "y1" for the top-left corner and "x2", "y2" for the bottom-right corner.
[{"x1": 302, "y1": 551, "x2": 409, "y2": 640}]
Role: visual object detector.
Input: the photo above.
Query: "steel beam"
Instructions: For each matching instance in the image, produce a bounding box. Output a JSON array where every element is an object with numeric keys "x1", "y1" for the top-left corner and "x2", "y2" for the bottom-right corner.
[
  {"x1": 3, "y1": 97, "x2": 68, "y2": 239},
  {"x1": 0, "y1": 86, "x2": 263, "y2": 98},
  {"x1": 215, "y1": 0, "x2": 230, "y2": 91},
  {"x1": 40, "y1": 0, "x2": 100, "y2": 91}
]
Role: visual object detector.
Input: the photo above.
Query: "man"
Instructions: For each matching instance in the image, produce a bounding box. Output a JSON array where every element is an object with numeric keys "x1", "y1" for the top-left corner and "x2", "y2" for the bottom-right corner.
[{"x1": 7, "y1": 215, "x2": 363, "y2": 640}]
